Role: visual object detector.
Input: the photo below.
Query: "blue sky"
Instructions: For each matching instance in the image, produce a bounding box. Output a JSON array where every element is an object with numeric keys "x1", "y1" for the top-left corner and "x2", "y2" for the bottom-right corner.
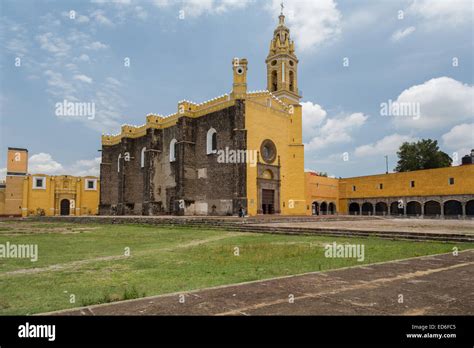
[{"x1": 0, "y1": 0, "x2": 473, "y2": 179}]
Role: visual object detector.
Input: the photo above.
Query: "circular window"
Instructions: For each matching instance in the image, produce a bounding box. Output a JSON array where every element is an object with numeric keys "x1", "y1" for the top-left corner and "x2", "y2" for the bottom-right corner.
[
  {"x1": 289, "y1": 60, "x2": 294, "y2": 66},
  {"x1": 271, "y1": 60, "x2": 277, "y2": 66},
  {"x1": 260, "y1": 139, "x2": 277, "y2": 163},
  {"x1": 236, "y1": 66, "x2": 244, "y2": 75}
]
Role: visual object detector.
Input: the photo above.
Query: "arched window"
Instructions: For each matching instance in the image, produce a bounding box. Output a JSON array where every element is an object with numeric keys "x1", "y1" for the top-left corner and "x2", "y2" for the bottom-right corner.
[
  {"x1": 140, "y1": 147, "x2": 146, "y2": 168},
  {"x1": 261, "y1": 170, "x2": 273, "y2": 180},
  {"x1": 289, "y1": 71, "x2": 294, "y2": 92},
  {"x1": 117, "y1": 154, "x2": 122, "y2": 172},
  {"x1": 206, "y1": 128, "x2": 217, "y2": 155},
  {"x1": 170, "y1": 139, "x2": 177, "y2": 162},
  {"x1": 271, "y1": 70, "x2": 277, "y2": 92}
]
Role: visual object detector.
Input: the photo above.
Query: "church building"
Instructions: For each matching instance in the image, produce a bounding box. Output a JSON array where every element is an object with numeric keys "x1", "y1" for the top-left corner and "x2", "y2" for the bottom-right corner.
[{"x1": 99, "y1": 12, "x2": 306, "y2": 216}]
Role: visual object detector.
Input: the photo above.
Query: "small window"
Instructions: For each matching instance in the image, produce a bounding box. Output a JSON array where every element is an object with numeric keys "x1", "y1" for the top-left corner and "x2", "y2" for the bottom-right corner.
[
  {"x1": 33, "y1": 177, "x2": 46, "y2": 189},
  {"x1": 410, "y1": 181, "x2": 415, "y2": 188},
  {"x1": 449, "y1": 178, "x2": 454, "y2": 185},
  {"x1": 117, "y1": 154, "x2": 122, "y2": 172},
  {"x1": 170, "y1": 139, "x2": 177, "y2": 162},
  {"x1": 379, "y1": 183, "x2": 383, "y2": 189},
  {"x1": 206, "y1": 128, "x2": 217, "y2": 155},
  {"x1": 140, "y1": 147, "x2": 146, "y2": 168},
  {"x1": 85, "y1": 179, "x2": 97, "y2": 190},
  {"x1": 352, "y1": 185, "x2": 356, "y2": 192}
]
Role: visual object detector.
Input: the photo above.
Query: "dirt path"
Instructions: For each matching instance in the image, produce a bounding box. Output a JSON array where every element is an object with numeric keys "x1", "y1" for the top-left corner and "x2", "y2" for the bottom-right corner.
[{"x1": 1, "y1": 233, "x2": 241, "y2": 277}]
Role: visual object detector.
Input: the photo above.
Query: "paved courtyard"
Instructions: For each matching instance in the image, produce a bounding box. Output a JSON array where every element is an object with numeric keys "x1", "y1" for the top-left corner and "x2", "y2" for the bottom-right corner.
[
  {"x1": 48, "y1": 250, "x2": 474, "y2": 316},
  {"x1": 256, "y1": 218, "x2": 474, "y2": 235}
]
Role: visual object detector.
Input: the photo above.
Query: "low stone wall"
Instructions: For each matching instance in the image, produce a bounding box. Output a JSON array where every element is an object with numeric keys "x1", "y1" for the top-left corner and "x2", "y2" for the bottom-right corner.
[{"x1": 26, "y1": 215, "x2": 474, "y2": 243}]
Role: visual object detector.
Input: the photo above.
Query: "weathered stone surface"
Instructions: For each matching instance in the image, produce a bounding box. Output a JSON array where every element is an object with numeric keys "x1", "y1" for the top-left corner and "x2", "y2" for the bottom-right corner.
[{"x1": 100, "y1": 102, "x2": 247, "y2": 216}]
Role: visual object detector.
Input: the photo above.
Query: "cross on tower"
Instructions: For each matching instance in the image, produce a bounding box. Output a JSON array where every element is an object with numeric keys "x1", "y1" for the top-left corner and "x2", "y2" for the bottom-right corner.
[{"x1": 280, "y1": 2, "x2": 284, "y2": 15}]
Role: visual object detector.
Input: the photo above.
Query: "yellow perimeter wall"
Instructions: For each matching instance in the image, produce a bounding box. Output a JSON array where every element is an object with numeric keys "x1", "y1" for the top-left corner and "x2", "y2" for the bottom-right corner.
[
  {"x1": 0, "y1": 175, "x2": 99, "y2": 217},
  {"x1": 305, "y1": 165, "x2": 474, "y2": 215},
  {"x1": 21, "y1": 175, "x2": 100, "y2": 217},
  {"x1": 305, "y1": 172, "x2": 339, "y2": 214}
]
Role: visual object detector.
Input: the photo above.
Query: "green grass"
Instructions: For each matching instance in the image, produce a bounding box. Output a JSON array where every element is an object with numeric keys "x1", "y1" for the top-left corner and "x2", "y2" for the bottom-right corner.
[{"x1": 0, "y1": 220, "x2": 472, "y2": 315}]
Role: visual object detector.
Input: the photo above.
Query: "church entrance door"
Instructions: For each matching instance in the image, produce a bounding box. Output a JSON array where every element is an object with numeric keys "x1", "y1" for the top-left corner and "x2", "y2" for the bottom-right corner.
[
  {"x1": 262, "y1": 189, "x2": 275, "y2": 214},
  {"x1": 60, "y1": 199, "x2": 70, "y2": 216}
]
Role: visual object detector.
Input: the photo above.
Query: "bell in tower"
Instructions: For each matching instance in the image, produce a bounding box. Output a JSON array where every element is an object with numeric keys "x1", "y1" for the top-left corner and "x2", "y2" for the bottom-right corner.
[{"x1": 265, "y1": 5, "x2": 301, "y2": 104}]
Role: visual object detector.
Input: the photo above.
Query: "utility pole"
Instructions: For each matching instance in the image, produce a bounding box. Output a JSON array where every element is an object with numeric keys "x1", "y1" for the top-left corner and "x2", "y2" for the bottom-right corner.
[{"x1": 384, "y1": 155, "x2": 389, "y2": 174}]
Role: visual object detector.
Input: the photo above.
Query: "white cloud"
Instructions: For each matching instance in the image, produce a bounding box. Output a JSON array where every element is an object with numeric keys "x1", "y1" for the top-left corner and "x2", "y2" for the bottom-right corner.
[
  {"x1": 343, "y1": 9, "x2": 377, "y2": 30},
  {"x1": 89, "y1": 77, "x2": 128, "y2": 133},
  {"x1": 267, "y1": 0, "x2": 342, "y2": 51},
  {"x1": 391, "y1": 77, "x2": 474, "y2": 130},
  {"x1": 92, "y1": 0, "x2": 131, "y2": 4},
  {"x1": 68, "y1": 157, "x2": 101, "y2": 177},
  {"x1": 74, "y1": 74, "x2": 93, "y2": 84},
  {"x1": 44, "y1": 70, "x2": 77, "y2": 97},
  {"x1": 28, "y1": 153, "x2": 100, "y2": 176},
  {"x1": 134, "y1": 6, "x2": 148, "y2": 20},
  {"x1": 213, "y1": 0, "x2": 251, "y2": 13},
  {"x1": 29, "y1": 153, "x2": 64, "y2": 174},
  {"x1": 5, "y1": 37, "x2": 29, "y2": 57},
  {"x1": 90, "y1": 10, "x2": 114, "y2": 26},
  {"x1": 302, "y1": 101, "x2": 327, "y2": 141},
  {"x1": 151, "y1": 0, "x2": 250, "y2": 17},
  {"x1": 408, "y1": 0, "x2": 473, "y2": 29},
  {"x1": 77, "y1": 15, "x2": 90, "y2": 23},
  {"x1": 0, "y1": 167, "x2": 6, "y2": 181},
  {"x1": 152, "y1": 0, "x2": 170, "y2": 8},
  {"x1": 355, "y1": 133, "x2": 417, "y2": 158},
  {"x1": 65, "y1": 63, "x2": 78, "y2": 71},
  {"x1": 305, "y1": 110, "x2": 368, "y2": 151},
  {"x1": 76, "y1": 54, "x2": 90, "y2": 62},
  {"x1": 85, "y1": 41, "x2": 108, "y2": 50},
  {"x1": 36, "y1": 32, "x2": 71, "y2": 57},
  {"x1": 391, "y1": 26, "x2": 415, "y2": 41},
  {"x1": 442, "y1": 123, "x2": 474, "y2": 162}
]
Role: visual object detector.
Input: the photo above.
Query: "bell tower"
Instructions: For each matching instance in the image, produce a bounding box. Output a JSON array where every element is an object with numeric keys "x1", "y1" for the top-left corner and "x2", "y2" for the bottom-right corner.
[
  {"x1": 266, "y1": 6, "x2": 300, "y2": 104},
  {"x1": 231, "y1": 57, "x2": 248, "y2": 99}
]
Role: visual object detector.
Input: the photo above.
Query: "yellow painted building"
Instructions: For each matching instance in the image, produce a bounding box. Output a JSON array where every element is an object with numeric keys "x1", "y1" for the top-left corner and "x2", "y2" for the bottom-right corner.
[
  {"x1": 305, "y1": 172, "x2": 339, "y2": 215},
  {"x1": 305, "y1": 162, "x2": 474, "y2": 218},
  {"x1": 99, "y1": 11, "x2": 306, "y2": 216},
  {"x1": 0, "y1": 147, "x2": 99, "y2": 217}
]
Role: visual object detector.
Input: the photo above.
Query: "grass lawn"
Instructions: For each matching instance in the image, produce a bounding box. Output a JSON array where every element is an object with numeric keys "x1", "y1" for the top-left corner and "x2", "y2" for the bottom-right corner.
[{"x1": 0, "y1": 219, "x2": 472, "y2": 315}]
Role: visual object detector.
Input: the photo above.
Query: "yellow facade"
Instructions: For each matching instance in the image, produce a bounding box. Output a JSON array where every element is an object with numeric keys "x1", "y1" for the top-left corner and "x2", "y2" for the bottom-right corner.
[
  {"x1": 0, "y1": 147, "x2": 99, "y2": 217},
  {"x1": 245, "y1": 94, "x2": 306, "y2": 215},
  {"x1": 6, "y1": 148, "x2": 28, "y2": 174},
  {"x1": 305, "y1": 165, "x2": 474, "y2": 216},
  {"x1": 0, "y1": 183, "x2": 5, "y2": 214},
  {"x1": 4, "y1": 148, "x2": 28, "y2": 216},
  {"x1": 20, "y1": 175, "x2": 100, "y2": 217},
  {"x1": 305, "y1": 172, "x2": 339, "y2": 215},
  {"x1": 245, "y1": 12, "x2": 305, "y2": 215}
]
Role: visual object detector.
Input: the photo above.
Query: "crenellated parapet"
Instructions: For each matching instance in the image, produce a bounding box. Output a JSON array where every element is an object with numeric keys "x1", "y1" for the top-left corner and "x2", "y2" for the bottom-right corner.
[{"x1": 102, "y1": 94, "x2": 236, "y2": 146}]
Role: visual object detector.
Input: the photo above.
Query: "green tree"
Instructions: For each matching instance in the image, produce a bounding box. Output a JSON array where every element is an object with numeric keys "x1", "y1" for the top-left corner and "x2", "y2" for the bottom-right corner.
[{"x1": 395, "y1": 139, "x2": 452, "y2": 172}]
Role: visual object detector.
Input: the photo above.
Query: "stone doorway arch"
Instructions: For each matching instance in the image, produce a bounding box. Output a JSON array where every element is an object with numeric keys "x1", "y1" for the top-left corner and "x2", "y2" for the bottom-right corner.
[{"x1": 60, "y1": 199, "x2": 70, "y2": 216}]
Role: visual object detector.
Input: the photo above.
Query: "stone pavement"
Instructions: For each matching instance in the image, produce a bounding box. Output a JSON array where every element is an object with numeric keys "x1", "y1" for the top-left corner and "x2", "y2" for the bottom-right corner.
[{"x1": 46, "y1": 250, "x2": 474, "y2": 316}]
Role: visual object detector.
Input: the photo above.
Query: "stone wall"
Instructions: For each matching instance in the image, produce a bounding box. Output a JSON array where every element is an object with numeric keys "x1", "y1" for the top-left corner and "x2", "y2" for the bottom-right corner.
[{"x1": 100, "y1": 101, "x2": 247, "y2": 216}]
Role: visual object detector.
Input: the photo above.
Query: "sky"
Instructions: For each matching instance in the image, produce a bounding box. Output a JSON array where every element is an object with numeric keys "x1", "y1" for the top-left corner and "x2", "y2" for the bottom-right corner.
[{"x1": 0, "y1": 0, "x2": 473, "y2": 179}]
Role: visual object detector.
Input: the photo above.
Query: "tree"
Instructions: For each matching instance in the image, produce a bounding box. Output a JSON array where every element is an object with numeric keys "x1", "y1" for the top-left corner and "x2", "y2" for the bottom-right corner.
[{"x1": 395, "y1": 139, "x2": 452, "y2": 172}]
